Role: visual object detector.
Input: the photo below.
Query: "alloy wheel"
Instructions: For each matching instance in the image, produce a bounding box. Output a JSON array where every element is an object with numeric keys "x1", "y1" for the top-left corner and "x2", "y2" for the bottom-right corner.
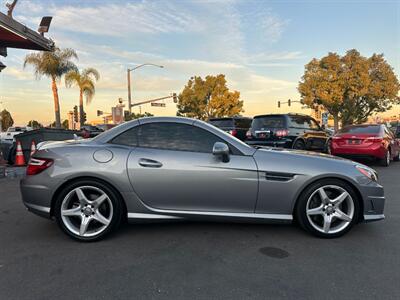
[
  {"x1": 60, "y1": 186, "x2": 113, "y2": 237},
  {"x1": 306, "y1": 185, "x2": 354, "y2": 234}
]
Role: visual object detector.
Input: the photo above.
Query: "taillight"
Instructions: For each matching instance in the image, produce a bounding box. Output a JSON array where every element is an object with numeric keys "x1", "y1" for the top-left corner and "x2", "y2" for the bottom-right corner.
[
  {"x1": 246, "y1": 130, "x2": 252, "y2": 139},
  {"x1": 365, "y1": 137, "x2": 383, "y2": 143},
  {"x1": 276, "y1": 129, "x2": 289, "y2": 137},
  {"x1": 229, "y1": 129, "x2": 238, "y2": 136},
  {"x1": 27, "y1": 158, "x2": 53, "y2": 175}
]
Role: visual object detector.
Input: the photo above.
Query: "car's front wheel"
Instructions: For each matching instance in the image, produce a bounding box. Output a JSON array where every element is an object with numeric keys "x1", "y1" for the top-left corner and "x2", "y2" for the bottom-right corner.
[
  {"x1": 54, "y1": 179, "x2": 123, "y2": 242},
  {"x1": 295, "y1": 179, "x2": 359, "y2": 238}
]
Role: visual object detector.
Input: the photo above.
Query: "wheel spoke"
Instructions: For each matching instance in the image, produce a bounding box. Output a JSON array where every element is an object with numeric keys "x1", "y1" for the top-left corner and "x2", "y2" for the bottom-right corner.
[
  {"x1": 79, "y1": 216, "x2": 92, "y2": 236},
  {"x1": 307, "y1": 205, "x2": 324, "y2": 216},
  {"x1": 331, "y1": 191, "x2": 349, "y2": 206},
  {"x1": 92, "y1": 194, "x2": 108, "y2": 209},
  {"x1": 76, "y1": 188, "x2": 89, "y2": 205},
  {"x1": 93, "y1": 211, "x2": 110, "y2": 226},
  {"x1": 318, "y1": 188, "x2": 330, "y2": 204},
  {"x1": 323, "y1": 214, "x2": 333, "y2": 233},
  {"x1": 61, "y1": 206, "x2": 81, "y2": 217},
  {"x1": 334, "y1": 209, "x2": 352, "y2": 222}
]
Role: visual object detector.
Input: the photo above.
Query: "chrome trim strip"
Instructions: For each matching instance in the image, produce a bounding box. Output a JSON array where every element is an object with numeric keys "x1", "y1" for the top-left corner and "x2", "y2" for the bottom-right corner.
[
  {"x1": 364, "y1": 214, "x2": 385, "y2": 222},
  {"x1": 128, "y1": 210, "x2": 292, "y2": 221},
  {"x1": 24, "y1": 202, "x2": 51, "y2": 213},
  {"x1": 127, "y1": 213, "x2": 183, "y2": 220}
]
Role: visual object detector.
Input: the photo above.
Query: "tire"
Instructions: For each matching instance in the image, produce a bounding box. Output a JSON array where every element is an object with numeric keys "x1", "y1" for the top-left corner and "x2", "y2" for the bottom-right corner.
[
  {"x1": 293, "y1": 140, "x2": 306, "y2": 150},
  {"x1": 393, "y1": 150, "x2": 400, "y2": 162},
  {"x1": 380, "y1": 150, "x2": 390, "y2": 167},
  {"x1": 54, "y1": 179, "x2": 123, "y2": 242},
  {"x1": 325, "y1": 139, "x2": 332, "y2": 154},
  {"x1": 295, "y1": 179, "x2": 360, "y2": 238}
]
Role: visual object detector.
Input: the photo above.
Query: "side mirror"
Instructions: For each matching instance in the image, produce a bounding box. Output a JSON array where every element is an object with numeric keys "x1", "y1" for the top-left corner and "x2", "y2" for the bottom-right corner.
[{"x1": 212, "y1": 142, "x2": 230, "y2": 163}]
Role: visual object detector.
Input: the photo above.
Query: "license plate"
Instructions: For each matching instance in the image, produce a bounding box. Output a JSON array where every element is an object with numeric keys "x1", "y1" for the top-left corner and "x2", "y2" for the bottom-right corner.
[
  {"x1": 348, "y1": 139, "x2": 360, "y2": 145},
  {"x1": 258, "y1": 133, "x2": 267, "y2": 138}
]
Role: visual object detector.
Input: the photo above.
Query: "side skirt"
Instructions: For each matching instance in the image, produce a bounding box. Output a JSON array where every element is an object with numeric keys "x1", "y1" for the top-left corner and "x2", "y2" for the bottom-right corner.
[{"x1": 127, "y1": 210, "x2": 293, "y2": 224}]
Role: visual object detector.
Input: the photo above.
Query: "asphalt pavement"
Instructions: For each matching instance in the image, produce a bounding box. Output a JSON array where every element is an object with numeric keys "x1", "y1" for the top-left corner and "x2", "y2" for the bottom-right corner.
[{"x1": 0, "y1": 162, "x2": 399, "y2": 299}]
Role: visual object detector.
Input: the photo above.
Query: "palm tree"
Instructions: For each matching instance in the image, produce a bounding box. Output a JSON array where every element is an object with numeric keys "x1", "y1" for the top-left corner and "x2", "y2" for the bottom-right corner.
[
  {"x1": 24, "y1": 48, "x2": 78, "y2": 128},
  {"x1": 65, "y1": 68, "x2": 100, "y2": 127}
]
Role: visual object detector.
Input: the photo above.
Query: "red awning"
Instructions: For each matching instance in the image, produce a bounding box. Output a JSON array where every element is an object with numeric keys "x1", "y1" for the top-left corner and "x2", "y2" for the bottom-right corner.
[{"x1": 0, "y1": 12, "x2": 53, "y2": 51}]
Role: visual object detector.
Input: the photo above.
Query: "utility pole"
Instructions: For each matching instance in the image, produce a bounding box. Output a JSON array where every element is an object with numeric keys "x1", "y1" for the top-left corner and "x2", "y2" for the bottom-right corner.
[
  {"x1": 127, "y1": 63, "x2": 164, "y2": 115},
  {"x1": 127, "y1": 70, "x2": 132, "y2": 115}
]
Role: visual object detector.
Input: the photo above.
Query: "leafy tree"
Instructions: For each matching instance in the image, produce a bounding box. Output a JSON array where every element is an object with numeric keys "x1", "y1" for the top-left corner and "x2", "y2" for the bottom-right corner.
[
  {"x1": 27, "y1": 120, "x2": 43, "y2": 129},
  {"x1": 125, "y1": 112, "x2": 154, "y2": 121},
  {"x1": 177, "y1": 74, "x2": 243, "y2": 120},
  {"x1": 65, "y1": 68, "x2": 100, "y2": 127},
  {"x1": 299, "y1": 49, "x2": 400, "y2": 131},
  {"x1": 62, "y1": 119, "x2": 69, "y2": 129},
  {"x1": 24, "y1": 47, "x2": 78, "y2": 128},
  {"x1": 0, "y1": 109, "x2": 14, "y2": 131}
]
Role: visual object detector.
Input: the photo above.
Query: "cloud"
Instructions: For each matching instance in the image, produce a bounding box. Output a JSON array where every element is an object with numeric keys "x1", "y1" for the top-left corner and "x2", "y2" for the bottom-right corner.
[
  {"x1": 261, "y1": 11, "x2": 290, "y2": 42},
  {"x1": 3, "y1": 67, "x2": 34, "y2": 80}
]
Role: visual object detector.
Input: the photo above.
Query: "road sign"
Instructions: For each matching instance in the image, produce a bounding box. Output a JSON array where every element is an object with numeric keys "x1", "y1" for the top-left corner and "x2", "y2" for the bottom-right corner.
[
  {"x1": 322, "y1": 112, "x2": 329, "y2": 125},
  {"x1": 151, "y1": 102, "x2": 166, "y2": 107}
]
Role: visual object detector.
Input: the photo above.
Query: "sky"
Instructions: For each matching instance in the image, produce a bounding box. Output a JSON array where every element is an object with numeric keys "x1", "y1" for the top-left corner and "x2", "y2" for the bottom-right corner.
[{"x1": 0, "y1": 0, "x2": 399, "y2": 126}]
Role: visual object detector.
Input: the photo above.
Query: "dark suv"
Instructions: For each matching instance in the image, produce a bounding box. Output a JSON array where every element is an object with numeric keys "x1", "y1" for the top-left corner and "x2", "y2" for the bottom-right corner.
[
  {"x1": 245, "y1": 113, "x2": 330, "y2": 151},
  {"x1": 209, "y1": 117, "x2": 252, "y2": 141}
]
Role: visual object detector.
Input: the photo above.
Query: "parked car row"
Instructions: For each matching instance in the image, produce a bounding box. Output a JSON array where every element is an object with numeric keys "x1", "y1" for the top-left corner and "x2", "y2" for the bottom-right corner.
[{"x1": 208, "y1": 114, "x2": 400, "y2": 167}]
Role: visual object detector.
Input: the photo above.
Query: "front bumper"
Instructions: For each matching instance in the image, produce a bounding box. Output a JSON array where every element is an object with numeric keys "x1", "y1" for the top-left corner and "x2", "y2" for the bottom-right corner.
[{"x1": 359, "y1": 182, "x2": 385, "y2": 222}]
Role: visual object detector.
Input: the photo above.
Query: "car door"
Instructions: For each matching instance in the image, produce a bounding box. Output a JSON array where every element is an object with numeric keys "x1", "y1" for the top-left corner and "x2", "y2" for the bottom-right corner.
[
  {"x1": 120, "y1": 121, "x2": 258, "y2": 213},
  {"x1": 303, "y1": 117, "x2": 329, "y2": 151}
]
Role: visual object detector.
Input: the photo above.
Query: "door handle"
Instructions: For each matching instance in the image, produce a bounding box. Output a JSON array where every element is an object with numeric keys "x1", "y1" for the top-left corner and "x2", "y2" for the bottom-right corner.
[{"x1": 138, "y1": 158, "x2": 163, "y2": 168}]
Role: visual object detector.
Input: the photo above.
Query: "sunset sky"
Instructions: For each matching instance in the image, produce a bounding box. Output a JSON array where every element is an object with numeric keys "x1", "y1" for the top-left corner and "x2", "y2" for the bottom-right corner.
[{"x1": 0, "y1": 0, "x2": 399, "y2": 126}]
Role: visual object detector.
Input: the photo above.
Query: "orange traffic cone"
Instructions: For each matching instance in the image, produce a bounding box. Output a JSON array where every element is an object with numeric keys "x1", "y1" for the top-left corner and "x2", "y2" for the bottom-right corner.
[
  {"x1": 30, "y1": 140, "x2": 36, "y2": 157},
  {"x1": 15, "y1": 140, "x2": 26, "y2": 166}
]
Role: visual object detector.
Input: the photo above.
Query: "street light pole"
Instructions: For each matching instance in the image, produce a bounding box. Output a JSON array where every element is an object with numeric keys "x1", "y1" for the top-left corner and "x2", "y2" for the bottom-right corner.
[{"x1": 127, "y1": 63, "x2": 164, "y2": 115}]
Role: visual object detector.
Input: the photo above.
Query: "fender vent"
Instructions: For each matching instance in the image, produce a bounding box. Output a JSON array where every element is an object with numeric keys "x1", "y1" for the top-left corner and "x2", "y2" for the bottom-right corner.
[{"x1": 265, "y1": 172, "x2": 295, "y2": 182}]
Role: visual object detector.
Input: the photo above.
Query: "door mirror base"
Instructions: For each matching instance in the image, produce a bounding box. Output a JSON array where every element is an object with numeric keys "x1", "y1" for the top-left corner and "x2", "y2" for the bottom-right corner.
[{"x1": 212, "y1": 142, "x2": 230, "y2": 163}]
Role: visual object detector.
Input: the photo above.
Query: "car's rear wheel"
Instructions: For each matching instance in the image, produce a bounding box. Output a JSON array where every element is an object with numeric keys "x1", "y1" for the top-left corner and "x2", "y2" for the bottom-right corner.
[
  {"x1": 295, "y1": 179, "x2": 359, "y2": 238},
  {"x1": 380, "y1": 149, "x2": 390, "y2": 167},
  {"x1": 293, "y1": 140, "x2": 305, "y2": 150},
  {"x1": 54, "y1": 179, "x2": 123, "y2": 242}
]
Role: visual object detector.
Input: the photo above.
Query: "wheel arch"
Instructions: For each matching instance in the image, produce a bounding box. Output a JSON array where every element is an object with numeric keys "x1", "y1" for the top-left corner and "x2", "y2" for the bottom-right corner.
[
  {"x1": 292, "y1": 137, "x2": 306, "y2": 148},
  {"x1": 50, "y1": 176, "x2": 128, "y2": 220},
  {"x1": 292, "y1": 176, "x2": 364, "y2": 222}
]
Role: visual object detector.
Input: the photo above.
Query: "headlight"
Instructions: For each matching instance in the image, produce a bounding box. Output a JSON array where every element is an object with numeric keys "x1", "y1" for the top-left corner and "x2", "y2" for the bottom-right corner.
[{"x1": 355, "y1": 164, "x2": 378, "y2": 181}]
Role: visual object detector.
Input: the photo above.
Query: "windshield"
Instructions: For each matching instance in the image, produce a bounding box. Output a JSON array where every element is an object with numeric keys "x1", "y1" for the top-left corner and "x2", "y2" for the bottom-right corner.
[
  {"x1": 252, "y1": 116, "x2": 286, "y2": 129},
  {"x1": 339, "y1": 125, "x2": 381, "y2": 134}
]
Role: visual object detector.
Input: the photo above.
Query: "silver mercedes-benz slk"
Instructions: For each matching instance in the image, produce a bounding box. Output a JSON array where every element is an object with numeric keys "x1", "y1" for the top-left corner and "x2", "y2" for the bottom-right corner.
[{"x1": 20, "y1": 117, "x2": 385, "y2": 241}]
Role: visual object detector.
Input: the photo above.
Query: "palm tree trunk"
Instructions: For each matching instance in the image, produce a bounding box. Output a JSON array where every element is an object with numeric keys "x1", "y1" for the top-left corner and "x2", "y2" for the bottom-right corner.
[
  {"x1": 79, "y1": 89, "x2": 84, "y2": 127},
  {"x1": 51, "y1": 77, "x2": 61, "y2": 128}
]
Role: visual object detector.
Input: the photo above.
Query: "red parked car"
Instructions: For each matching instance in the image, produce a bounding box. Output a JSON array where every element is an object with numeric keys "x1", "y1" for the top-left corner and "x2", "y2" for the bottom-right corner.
[{"x1": 330, "y1": 124, "x2": 400, "y2": 166}]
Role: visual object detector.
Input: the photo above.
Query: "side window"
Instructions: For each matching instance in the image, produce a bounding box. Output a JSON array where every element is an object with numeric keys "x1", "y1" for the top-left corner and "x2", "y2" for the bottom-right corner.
[
  {"x1": 308, "y1": 118, "x2": 321, "y2": 130},
  {"x1": 137, "y1": 122, "x2": 227, "y2": 153},
  {"x1": 290, "y1": 116, "x2": 306, "y2": 129},
  {"x1": 110, "y1": 127, "x2": 139, "y2": 146}
]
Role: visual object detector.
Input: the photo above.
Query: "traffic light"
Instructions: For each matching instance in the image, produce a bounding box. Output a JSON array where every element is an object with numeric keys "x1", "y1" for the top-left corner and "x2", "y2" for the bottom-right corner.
[
  {"x1": 97, "y1": 110, "x2": 103, "y2": 116},
  {"x1": 277, "y1": 101, "x2": 281, "y2": 108},
  {"x1": 172, "y1": 93, "x2": 178, "y2": 103},
  {"x1": 288, "y1": 99, "x2": 291, "y2": 106},
  {"x1": 82, "y1": 112, "x2": 87, "y2": 124},
  {"x1": 73, "y1": 106, "x2": 78, "y2": 123}
]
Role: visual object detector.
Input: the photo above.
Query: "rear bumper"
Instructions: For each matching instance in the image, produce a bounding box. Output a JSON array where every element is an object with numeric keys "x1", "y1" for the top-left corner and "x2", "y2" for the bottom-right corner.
[
  {"x1": 332, "y1": 144, "x2": 386, "y2": 159},
  {"x1": 246, "y1": 139, "x2": 292, "y2": 148},
  {"x1": 20, "y1": 177, "x2": 53, "y2": 219}
]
